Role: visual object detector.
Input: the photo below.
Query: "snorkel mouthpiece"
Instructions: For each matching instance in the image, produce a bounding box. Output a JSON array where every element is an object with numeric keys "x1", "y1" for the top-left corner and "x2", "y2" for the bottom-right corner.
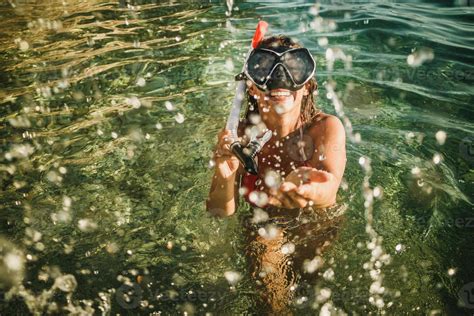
[
  {"x1": 230, "y1": 129, "x2": 273, "y2": 175},
  {"x1": 230, "y1": 142, "x2": 258, "y2": 175}
]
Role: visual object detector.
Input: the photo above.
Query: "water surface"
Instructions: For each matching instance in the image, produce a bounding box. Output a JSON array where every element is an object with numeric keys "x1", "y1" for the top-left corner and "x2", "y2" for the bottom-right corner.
[{"x1": 0, "y1": 0, "x2": 473, "y2": 314}]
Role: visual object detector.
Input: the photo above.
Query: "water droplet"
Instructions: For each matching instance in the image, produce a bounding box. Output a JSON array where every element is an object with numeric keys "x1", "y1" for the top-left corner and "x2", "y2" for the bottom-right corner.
[
  {"x1": 323, "y1": 268, "x2": 335, "y2": 281},
  {"x1": 208, "y1": 159, "x2": 216, "y2": 169},
  {"x1": 54, "y1": 274, "x2": 77, "y2": 292},
  {"x1": 281, "y1": 242, "x2": 295, "y2": 255},
  {"x1": 249, "y1": 191, "x2": 268, "y2": 208},
  {"x1": 126, "y1": 96, "x2": 141, "y2": 109},
  {"x1": 78, "y1": 219, "x2": 98, "y2": 232},
  {"x1": 5, "y1": 144, "x2": 35, "y2": 160},
  {"x1": 309, "y1": 5, "x2": 319, "y2": 16},
  {"x1": 46, "y1": 170, "x2": 62, "y2": 183},
  {"x1": 106, "y1": 242, "x2": 119, "y2": 254},
  {"x1": 318, "y1": 37, "x2": 328, "y2": 47},
  {"x1": 4, "y1": 253, "x2": 23, "y2": 271},
  {"x1": 257, "y1": 224, "x2": 279, "y2": 240},
  {"x1": 224, "y1": 58, "x2": 234, "y2": 71},
  {"x1": 165, "y1": 101, "x2": 175, "y2": 111},
  {"x1": 224, "y1": 271, "x2": 241, "y2": 285},
  {"x1": 325, "y1": 48, "x2": 334, "y2": 61},
  {"x1": 303, "y1": 256, "x2": 323, "y2": 273},
  {"x1": 407, "y1": 47, "x2": 434, "y2": 67},
  {"x1": 63, "y1": 196, "x2": 72, "y2": 208},
  {"x1": 18, "y1": 40, "x2": 29, "y2": 51},
  {"x1": 136, "y1": 77, "x2": 146, "y2": 87},
  {"x1": 435, "y1": 130, "x2": 446, "y2": 145},
  {"x1": 317, "y1": 288, "x2": 332, "y2": 303},
  {"x1": 8, "y1": 116, "x2": 31, "y2": 128},
  {"x1": 373, "y1": 186, "x2": 382, "y2": 198},
  {"x1": 251, "y1": 208, "x2": 269, "y2": 224},
  {"x1": 174, "y1": 113, "x2": 185, "y2": 124}
]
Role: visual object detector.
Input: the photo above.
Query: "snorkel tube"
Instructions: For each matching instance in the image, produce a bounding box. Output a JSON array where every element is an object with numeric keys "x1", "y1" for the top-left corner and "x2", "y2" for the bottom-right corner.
[{"x1": 225, "y1": 21, "x2": 272, "y2": 175}]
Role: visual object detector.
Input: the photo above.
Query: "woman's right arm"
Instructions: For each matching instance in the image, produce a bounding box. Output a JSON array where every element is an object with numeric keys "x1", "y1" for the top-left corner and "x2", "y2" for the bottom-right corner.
[{"x1": 206, "y1": 129, "x2": 242, "y2": 217}]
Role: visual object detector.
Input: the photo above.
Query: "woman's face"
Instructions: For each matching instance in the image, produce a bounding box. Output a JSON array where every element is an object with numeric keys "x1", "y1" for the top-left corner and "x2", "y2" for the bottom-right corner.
[{"x1": 248, "y1": 83, "x2": 309, "y2": 118}]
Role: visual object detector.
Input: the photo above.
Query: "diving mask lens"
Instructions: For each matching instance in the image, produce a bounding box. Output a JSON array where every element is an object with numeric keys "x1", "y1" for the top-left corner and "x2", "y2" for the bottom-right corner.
[
  {"x1": 246, "y1": 50, "x2": 277, "y2": 86},
  {"x1": 281, "y1": 49, "x2": 315, "y2": 84}
]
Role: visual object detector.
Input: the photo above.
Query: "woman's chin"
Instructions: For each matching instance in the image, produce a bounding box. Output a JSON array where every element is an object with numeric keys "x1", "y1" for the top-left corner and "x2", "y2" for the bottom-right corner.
[{"x1": 271, "y1": 98, "x2": 295, "y2": 114}]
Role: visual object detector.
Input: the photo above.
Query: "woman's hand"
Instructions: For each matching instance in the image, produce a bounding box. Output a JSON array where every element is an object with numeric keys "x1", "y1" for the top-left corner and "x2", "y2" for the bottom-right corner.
[
  {"x1": 213, "y1": 129, "x2": 240, "y2": 179},
  {"x1": 267, "y1": 167, "x2": 335, "y2": 209},
  {"x1": 267, "y1": 181, "x2": 308, "y2": 209}
]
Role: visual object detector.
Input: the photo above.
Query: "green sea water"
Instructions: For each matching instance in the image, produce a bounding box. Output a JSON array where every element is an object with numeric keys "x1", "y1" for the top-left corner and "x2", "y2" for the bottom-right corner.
[{"x1": 0, "y1": 0, "x2": 473, "y2": 315}]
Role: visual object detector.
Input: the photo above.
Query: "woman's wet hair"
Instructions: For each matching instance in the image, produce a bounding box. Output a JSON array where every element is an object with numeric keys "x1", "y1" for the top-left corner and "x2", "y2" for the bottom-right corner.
[{"x1": 243, "y1": 35, "x2": 319, "y2": 126}]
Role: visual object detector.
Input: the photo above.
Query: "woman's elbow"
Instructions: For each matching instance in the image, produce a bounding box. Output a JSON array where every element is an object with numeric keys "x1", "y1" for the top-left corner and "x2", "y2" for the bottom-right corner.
[{"x1": 205, "y1": 200, "x2": 236, "y2": 217}]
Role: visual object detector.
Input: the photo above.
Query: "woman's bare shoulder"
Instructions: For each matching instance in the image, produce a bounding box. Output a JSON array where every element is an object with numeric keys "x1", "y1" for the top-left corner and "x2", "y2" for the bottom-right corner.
[
  {"x1": 306, "y1": 111, "x2": 329, "y2": 128},
  {"x1": 307, "y1": 112, "x2": 345, "y2": 139}
]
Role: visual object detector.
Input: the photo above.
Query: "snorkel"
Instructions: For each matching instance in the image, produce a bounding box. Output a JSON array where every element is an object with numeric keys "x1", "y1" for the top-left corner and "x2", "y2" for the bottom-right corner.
[{"x1": 226, "y1": 21, "x2": 272, "y2": 175}]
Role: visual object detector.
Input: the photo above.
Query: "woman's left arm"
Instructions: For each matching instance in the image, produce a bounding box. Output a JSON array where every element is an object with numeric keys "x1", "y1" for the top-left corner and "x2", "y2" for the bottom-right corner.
[
  {"x1": 269, "y1": 116, "x2": 346, "y2": 209},
  {"x1": 302, "y1": 115, "x2": 346, "y2": 206}
]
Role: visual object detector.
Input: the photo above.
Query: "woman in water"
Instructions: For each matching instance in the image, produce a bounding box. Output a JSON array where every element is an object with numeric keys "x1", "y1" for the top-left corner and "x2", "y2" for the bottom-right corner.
[{"x1": 206, "y1": 35, "x2": 346, "y2": 313}]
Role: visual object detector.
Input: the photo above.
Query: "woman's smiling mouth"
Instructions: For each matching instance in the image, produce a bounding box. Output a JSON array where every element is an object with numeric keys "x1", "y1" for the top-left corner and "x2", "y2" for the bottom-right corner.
[{"x1": 267, "y1": 89, "x2": 294, "y2": 102}]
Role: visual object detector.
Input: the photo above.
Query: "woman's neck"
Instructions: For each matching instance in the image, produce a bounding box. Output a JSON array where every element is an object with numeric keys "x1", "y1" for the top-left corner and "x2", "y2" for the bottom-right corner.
[{"x1": 263, "y1": 111, "x2": 301, "y2": 140}]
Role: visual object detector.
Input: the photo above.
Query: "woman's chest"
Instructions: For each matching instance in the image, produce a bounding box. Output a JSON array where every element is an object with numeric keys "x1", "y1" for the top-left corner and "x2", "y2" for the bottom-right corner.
[
  {"x1": 256, "y1": 134, "x2": 321, "y2": 175},
  {"x1": 245, "y1": 129, "x2": 329, "y2": 195}
]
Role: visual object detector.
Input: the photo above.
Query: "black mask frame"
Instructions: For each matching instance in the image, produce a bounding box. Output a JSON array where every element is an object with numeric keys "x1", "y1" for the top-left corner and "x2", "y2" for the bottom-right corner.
[{"x1": 242, "y1": 47, "x2": 316, "y2": 91}]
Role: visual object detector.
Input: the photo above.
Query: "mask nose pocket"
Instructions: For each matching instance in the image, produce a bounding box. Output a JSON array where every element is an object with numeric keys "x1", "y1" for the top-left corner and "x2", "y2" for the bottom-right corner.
[
  {"x1": 273, "y1": 64, "x2": 287, "y2": 80},
  {"x1": 266, "y1": 64, "x2": 294, "y2": 90}
]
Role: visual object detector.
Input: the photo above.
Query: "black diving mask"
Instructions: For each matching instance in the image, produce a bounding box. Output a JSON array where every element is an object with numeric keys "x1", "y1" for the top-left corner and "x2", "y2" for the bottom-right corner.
[{"x1": 242, "y1": 47, "x2": 316, "y2": 91}]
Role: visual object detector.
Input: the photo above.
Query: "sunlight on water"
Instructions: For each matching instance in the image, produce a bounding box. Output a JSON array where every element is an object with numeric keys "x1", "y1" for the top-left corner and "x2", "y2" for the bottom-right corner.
[{"x1": 0, "y1": 0, "x2": 473, "y2": 314}]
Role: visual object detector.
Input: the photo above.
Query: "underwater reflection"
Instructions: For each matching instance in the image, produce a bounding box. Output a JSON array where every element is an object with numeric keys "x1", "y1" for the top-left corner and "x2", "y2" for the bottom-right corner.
[{"x1": 241, "y1": 204, "x2": 346, "y2": 314}]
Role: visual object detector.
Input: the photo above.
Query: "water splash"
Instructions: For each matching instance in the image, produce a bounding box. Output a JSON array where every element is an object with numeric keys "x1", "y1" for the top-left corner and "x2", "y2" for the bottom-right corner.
[
  {"x1": 322, "y1": 8, "x2": 392, "y2": 312},
  {"x1": 407, "y1": 47, "x2": 434, "y2": 67}
]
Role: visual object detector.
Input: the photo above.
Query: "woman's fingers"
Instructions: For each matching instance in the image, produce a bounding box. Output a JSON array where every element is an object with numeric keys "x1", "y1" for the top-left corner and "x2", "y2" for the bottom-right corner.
[
  {"x1": 268, "y1": 191, "x2": 307, "y2": 209},
  {"x1": 216, "y1": 129, "x2": 235, "y2": 156},
  {"x1": 286, "y1": 190, "x2": 308, "y2": 208},
  {"x1": 279, "y1": 193, "x2": 299, "y2": 209},
  {"x1": 296, "y1": 183, "x2": 315, "y2": 200},
  {"x1": 270, "y1": 189, "x2": 291, "y2": 208},
  {"x1": 273, "y1": 182, "x2": 302, "y2": 209},
  {"x1": 267, "y1": 196, "x2": 283, "y2": 207},
  {"x1": 276, "y1": 181, "x2": 310, "y2": 208}
]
